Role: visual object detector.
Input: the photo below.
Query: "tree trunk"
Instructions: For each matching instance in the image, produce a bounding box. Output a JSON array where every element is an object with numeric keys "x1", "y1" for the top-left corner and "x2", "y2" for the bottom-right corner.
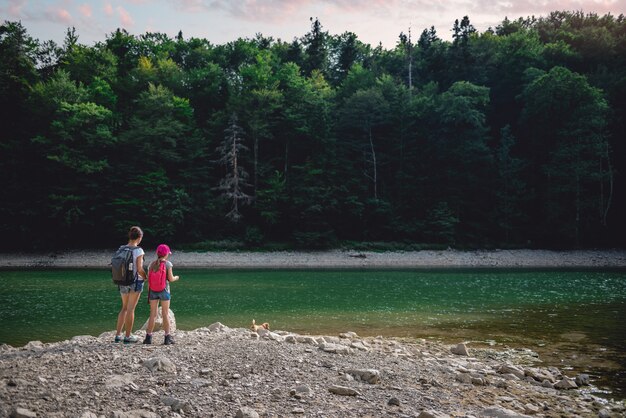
[
  {"x1": 254, "y1": 132, "x2": 258, "y2": 199},
  {"x1": 369, "y1": 126, "x2": 378, "y2": 200}
]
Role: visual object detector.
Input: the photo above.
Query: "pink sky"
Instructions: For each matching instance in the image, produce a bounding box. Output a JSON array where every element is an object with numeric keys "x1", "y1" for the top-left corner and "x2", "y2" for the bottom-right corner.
[{"x1": 2, "y1": 0, "x2": 625, "y2": 47}]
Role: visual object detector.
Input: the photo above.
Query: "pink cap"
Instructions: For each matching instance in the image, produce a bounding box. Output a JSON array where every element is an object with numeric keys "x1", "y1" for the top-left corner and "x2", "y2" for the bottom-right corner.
[{"x1": 156, "y1": 244, "x2": 172, "y2": 257}]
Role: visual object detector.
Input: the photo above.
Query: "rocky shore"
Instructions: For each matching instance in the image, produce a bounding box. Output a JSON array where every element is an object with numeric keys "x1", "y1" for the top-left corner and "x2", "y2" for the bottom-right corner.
[
  {"x1": 1, "y1": 323, "x2": 624, "y2": 418},
  {"x1": 1, "y1": 248, "x2": 625, "y2": 269}
]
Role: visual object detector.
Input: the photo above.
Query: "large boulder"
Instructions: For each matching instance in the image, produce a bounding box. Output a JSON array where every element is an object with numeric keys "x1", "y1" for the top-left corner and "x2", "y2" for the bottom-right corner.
[{"x1": 140, "y1": 309, "x2": 176, "y2": 332}]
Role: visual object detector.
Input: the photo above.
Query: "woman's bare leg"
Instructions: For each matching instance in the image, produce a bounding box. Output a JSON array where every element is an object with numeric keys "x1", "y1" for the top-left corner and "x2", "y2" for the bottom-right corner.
[
  {"x1": 124, "y1": 291, "x2": 142, "y2": 337},
  {"x1": 116, "y1": 293, "x2": 130, "y2": 335}
]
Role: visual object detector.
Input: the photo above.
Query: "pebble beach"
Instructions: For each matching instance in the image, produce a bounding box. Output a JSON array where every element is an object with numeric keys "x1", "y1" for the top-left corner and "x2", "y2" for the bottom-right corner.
[{"x1": 1, "y1": 248, "x2": 625, "y2": 269}]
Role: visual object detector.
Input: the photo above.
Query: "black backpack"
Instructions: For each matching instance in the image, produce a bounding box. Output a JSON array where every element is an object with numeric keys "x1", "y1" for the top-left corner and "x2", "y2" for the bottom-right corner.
[{"x1": 111, "y1": 245, "x2": 138, "y2": 286}]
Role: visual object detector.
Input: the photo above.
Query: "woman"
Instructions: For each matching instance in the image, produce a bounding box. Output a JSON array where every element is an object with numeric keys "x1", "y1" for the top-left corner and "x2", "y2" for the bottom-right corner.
[{"x1": 114, "y1": 226, "x2": 146, "y2": 343}]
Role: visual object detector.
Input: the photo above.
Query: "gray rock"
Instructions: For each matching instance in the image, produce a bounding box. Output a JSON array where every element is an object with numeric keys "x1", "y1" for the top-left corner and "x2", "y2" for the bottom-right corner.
[
  {"x1": 541, "y1": 379, "x2": 554, "y2": 389},
  {"x1": 7, "y1": 378, "x2": 31, "y2": 387},
  {"x1": 23, "y1": 340, "x2": 44, "y2": 351},
  {"x1": 598, "y1": 409, "x2": 611, "y2": 418},
  {"x1": 291, "y1": 407, "x2": 305, "y2": 414},
  {"x1": 208, "y1": 322, "x2": 229, "y2": 332},
  {"x1": 162, "y1": 396, "x2": 191, "y2": 413},
  {"x1": 481, "y1": 407, "x2": 531, "y2": 417},
  {"x1": 140, "y1": 309, "x2": 176, "y2": 332},
  {"x1": 341, "y1": 373, "x2": 354, "y2": 381},
  {"x1": 350, "y1": 341, "x2": 370, "y2": 351},
  {"x1": 417, "y1": 410, "x2": 450, "y2": 418},
  {"x1": 111, "y1": 411, "x2": 159, "y2": 418},
  {"x1": 471, "y1": 377, "x2": 486, "y2": 386},
  {"x1": 71, "y1": 335, "x2": 98, "y2": 343},
  {"x1": 191, "y1": 378, "x2": 211, "y2": 388},
  {"x1": 501, "y1": 373, "x2": 520, "y2": 381},
  {"x1": 235, "y1": 407, "x2": 259, "y2": 418},
  {"x1": 328, "y1": 385, "x2": 360, "y2": 396},
  {"x1": 285, "y1": 335, "x2": 297, "y2": 344},
  {"x1": 388, "y1": 397, "x2": 401, "y2": 406},
  {"x1": 455, "y1": 373, "x2": 473, "y2": 384},
  {"x1": 319, "y1": 342, "x2": 351, "y2": 354},
  {"x1": 105, "y1": 374, "x2": 135, "y2": 388},
  {"x1": 143, "y1": 357, "x2": 176, "y2": 373},
  {"x1": 0, "y1": 343, "x2": 14, "y2": 351},
  {"x1": 346, "y1": 369, "x2": 381, "y2": 384},
  {"x1": 266, "y1": 331, "x2": 284, "y2": 341},
  {"x1": 296, "y1": 336, "x2": 319, "y2": 345},
  {"x1": 525, "y1": 367, "x2": 555, "y2": 383},
  {"x1": 554, "y1": 378, "x2": 578, "y2": 390},
  {"x1": 524, "y1": 404, "x2": 540, "y2": 415},
  {"x1": 10, "y1": 408, "x2": 37, "y2": 418},
  {"x1": 575, "y1": 373, "x2": 590, "y2": 386},
  {"x1": 293, "y1": 385, "x2": 312, "y2": 395},
  {"x1": 339, "y1": 331, "x2": 359, "y2": 338},
  {"x1": 497, "y1": 364, "x2": 525, "y2": 380},
  {"x1": 450, "y1": 343, "x2": 469, "y2": 356}
]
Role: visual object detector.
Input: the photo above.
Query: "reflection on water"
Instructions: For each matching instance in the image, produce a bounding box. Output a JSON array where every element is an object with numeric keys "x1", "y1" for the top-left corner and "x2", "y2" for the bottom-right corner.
[{"x1": 1, "y1": 268, "x2": 625, "y2": 399}]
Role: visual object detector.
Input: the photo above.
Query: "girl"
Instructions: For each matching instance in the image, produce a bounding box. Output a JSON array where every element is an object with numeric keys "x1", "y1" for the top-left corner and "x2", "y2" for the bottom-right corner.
[
  {"x1": 115, "y1": 226, "x2": 146, "y2": 343},
  {"x1": 143, "y1": 244, "x2": 180, "y2": 345}
]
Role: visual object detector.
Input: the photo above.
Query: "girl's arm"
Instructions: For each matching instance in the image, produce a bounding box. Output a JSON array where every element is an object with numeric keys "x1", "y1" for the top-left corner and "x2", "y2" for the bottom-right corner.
[
  {"x1": 137, "y1": 254, "x2": 147, "y2": 280},
  {"x1": 167, "y1": 266, "x2": 179, "y2": 282}
]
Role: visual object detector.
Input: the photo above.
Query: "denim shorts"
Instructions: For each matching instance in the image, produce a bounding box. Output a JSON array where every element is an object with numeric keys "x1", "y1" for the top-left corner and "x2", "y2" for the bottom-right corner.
[
  {"x1": 119, "y1": 279, "x2": 144, "y2": 294},
  {"x1": 148, "y1": 289, "x2": 171, "y2": 301}
]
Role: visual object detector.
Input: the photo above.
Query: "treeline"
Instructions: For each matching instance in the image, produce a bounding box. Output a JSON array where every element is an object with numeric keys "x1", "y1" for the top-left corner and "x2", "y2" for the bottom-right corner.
[{"x1": 1, "y1": 11, "x2": 625, "y2": 250}]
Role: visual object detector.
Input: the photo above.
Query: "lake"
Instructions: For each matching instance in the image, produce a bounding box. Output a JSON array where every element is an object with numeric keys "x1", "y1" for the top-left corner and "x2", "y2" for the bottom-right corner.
[{"x1": 2, "y1": 268, "x2": 625, "y2": 399}]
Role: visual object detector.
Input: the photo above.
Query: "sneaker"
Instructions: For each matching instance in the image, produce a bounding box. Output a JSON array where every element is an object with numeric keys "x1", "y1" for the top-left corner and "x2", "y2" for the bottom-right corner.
[
  {"x1": 123, "y1": 335, "x2": 139, "y2": 344},
  {"x1": 143, "y1": 334, "x2": 152, "y2": 345},
  {"x1": 164, "y1": 335, "x2": 175, "y2": 345},
  {"x1": 114, "y1": 335, "x2": 122, "y2": 343}
]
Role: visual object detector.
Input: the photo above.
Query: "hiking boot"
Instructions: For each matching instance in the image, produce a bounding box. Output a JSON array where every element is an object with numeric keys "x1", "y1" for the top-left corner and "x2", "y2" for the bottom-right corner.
[
  {"x1": 164, "y1": 334, "x2": 175, "y2": 345},
  {"x1": 114, "y1": 335, "x2": 123, "y2": 343},
  {"x1": 123, "y1": 335, "x2": 139, "y2": 344},
  {"x1": 143, "y1": 334, "x2": 152, "y2": 344}
]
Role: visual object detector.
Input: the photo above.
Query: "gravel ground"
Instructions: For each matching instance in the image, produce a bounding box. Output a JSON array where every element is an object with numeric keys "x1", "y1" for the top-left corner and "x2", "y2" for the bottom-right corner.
[
  {"x1": 1, "y1": 324, "x2": 624, "y2": 418},
  {"x1": 1, "y1": 249, "x2": 625, "y2": 269}
]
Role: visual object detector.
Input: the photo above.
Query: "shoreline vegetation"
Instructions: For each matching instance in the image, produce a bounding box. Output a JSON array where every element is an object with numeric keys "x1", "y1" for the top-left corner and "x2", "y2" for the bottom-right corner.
[
  {"x1": 1, "y1": 248, "x2": 625, "y2": 269},
  {"x1": 1, "y1": 324, "x2": 624, "y2": 417}
]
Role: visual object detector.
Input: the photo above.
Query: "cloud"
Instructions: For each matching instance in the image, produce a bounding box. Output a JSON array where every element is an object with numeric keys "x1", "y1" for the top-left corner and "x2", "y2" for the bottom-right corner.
[
  {"x1": 104, "y1": 2, "x2": 114, "y2": 16},
  {"x1": 117, "y1": 6, "x2": 135, "y2": 27},
  {"x1": 172, "y1": 0, "x2": 402, "y2": 22},
  {"x1": 79, "y1": 3, "x2": 93, "y2": 18},
  {"x1": 470, "y1": 0, "x2": 626, "y2": 17},
  {"x1": 1, "y1": 0, "x2": 27, "y2": 18},
  {"x1": 46, "y1": 7, "x2": 73, "y2": 25}
]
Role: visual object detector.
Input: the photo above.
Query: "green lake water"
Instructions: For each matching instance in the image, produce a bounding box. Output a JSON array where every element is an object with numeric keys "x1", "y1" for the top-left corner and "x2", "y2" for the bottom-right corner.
[{"x1": 1, "y1": 268, "x2": 625, "y2": 399}]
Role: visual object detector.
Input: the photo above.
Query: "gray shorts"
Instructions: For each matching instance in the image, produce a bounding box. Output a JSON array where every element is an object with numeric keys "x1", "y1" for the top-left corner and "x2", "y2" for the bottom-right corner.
[{"x1": 119, "y1": 280, "x2": 144, "y2": 294}]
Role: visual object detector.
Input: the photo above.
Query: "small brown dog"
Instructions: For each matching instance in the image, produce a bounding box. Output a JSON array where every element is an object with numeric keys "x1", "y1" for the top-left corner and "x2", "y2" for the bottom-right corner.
[{"x1": 250, "y1": 319, "x2": 270, "y2": 332}]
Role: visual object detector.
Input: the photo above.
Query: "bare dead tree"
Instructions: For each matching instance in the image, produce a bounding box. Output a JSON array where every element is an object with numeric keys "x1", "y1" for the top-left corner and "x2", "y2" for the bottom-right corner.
[{"x1": 216, "y1": 113, "x2": 253, "y2": 222}]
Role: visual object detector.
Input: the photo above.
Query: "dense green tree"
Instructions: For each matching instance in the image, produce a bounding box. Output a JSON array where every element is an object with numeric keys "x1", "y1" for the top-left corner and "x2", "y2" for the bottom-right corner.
[
  {"x1": 522, "y1": 66, "x2": 612, "y2": 244},
  {"x1": 1, "y1": 14, "x2": 626, "y2": 249},
  {"x1": 494, "y1": 125, "x2": 526, "y2": 243}
]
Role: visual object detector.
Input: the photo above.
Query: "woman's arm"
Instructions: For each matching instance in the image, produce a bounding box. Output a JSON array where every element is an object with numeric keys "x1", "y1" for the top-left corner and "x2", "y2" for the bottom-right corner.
[{"x1": 137, "y1": 254, "x2": 146, "y2": 280}]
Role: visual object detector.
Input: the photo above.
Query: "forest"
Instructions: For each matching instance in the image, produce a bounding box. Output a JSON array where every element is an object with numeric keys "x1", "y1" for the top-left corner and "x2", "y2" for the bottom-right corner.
[{"x1": 1, "y1": 11, "x2": 625, "y2": 250}]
